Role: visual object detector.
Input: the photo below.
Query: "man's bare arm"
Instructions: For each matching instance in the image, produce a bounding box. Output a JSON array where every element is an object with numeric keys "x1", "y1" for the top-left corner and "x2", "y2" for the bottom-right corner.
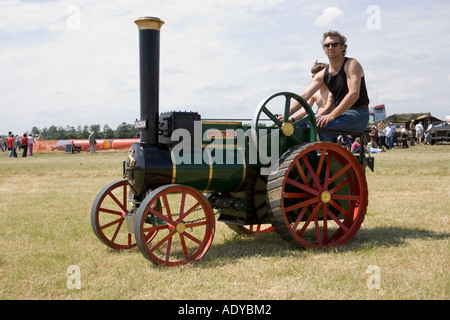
[
  {"x1": 285, "y1": 69, "x2": 325, "y2": 120},
  {"x1": 316, "y1": 59, "x2": 363, "y2": 128}
]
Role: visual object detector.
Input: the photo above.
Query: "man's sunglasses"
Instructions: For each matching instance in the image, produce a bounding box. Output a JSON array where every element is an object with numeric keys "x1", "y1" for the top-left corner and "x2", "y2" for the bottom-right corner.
[{"x1": 323, "y1": 42, "x2": 341, "y2": 48}]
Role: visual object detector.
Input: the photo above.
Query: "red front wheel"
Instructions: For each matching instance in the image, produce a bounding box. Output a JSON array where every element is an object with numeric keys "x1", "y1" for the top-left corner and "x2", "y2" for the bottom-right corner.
[
  {"x1": 91, "y1": 180, "x2": 137, "y2": 250},
  {"x1": 134, "y1": 185, "x2": 215, "y2": 266}
]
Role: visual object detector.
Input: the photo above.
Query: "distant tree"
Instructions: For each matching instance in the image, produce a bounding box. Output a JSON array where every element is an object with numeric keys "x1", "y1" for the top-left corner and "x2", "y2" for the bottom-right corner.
[
  {"x1": 31, "y1": 122, "x2": 140, "y2": 140},
  {"x1": 102, "y1": 124, "x2": 115, "y2": 139},
  {"x1": 66, "y1": 125, "x2": 77, "y2": 139},
  {"x1": 90, "y1": 124, "x2": 101, "y2": 137},
  {"x1": 81, "y1": 125, "x2": 90, "y2": 139},
  {"x1": 31, "y1": 126, "x2": 40, "y2": 137},
  {"x1": 47, "y1": 125, "x2": 58, "y2": 140},
  {"x1": 115, "y1": 122, "x2": 136, "y2": 139}
]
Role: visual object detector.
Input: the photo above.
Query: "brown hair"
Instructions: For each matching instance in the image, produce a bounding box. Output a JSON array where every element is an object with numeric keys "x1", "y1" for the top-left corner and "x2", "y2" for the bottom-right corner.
[
  {"x1": 311, "y1": 60, "x2": 327, "y2": 74},
  {"x1": 322, "y1": 30, "x2": 347, "y2": 56}
]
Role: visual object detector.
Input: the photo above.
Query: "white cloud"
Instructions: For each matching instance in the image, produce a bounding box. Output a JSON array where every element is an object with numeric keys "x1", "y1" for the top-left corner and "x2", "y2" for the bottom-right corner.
[
  {"x1": 314, "y1": 7, "x2": 344, "y2": 29},
  {"x1": 1, "y1": 0, "x2": 449, "y2": 135}
]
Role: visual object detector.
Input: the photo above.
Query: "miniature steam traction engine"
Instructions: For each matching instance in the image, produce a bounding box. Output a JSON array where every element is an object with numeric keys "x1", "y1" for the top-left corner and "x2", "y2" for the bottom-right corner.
[{"x1": 91, "y1": 17, "x2": 373, "y2": 266}]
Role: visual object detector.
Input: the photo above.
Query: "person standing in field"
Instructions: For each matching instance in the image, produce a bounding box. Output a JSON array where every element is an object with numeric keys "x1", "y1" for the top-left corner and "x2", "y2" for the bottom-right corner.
[
  {"x1": 425, "y1": 121, "x2": 433, "y2": 145},
  {"x1": 20, "y1": 133, "x2": 28, "y2": 157},
  {"x1": 415, "y1": 121, "x2": 424, "y2": 145},
  {"x1": 7, "y1": 133, "x2": 17, "y2": 158},
  {"x1": 369, "y1": 125, "x2": 378, "y2": 148},
  {"x1": 401, "y1": 125, "x2": 409, "y2": 148},
  {"x1": 409, "y1": 120, "x2": 416, "y2": 145},
  {"x1": 89, "y1": 132, "x2": 96, "y2": 154},
  {"x1": 28, "y1": 133, "x2": 34, "y2": 156}
]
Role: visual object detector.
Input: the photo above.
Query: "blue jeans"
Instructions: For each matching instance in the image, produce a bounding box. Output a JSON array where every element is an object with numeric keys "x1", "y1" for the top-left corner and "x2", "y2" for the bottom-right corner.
[
  {"x1": 387, "y1": 135, "x2": 394, "y2": 149},
  {"x1": 9, "y1": 148, "x2": 17, "y2": 157},
  {"x1": 317, "y1": 108, "x2": 369, "y2": 142}
]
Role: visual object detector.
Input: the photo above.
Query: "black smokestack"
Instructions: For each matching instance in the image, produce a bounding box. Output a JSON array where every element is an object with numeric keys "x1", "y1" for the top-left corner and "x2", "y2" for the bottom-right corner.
[{"x1": 134, "y1": 17, "x2": 164, "y2": 145}]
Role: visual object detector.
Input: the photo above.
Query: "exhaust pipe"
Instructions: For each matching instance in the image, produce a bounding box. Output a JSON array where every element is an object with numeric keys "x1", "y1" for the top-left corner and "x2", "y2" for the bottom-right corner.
[{"x1": 134, "y1": 17, "x2": 165, "y2": 145}]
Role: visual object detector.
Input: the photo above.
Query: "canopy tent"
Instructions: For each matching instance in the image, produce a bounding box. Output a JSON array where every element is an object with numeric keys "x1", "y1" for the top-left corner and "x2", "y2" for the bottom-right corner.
[{"x1": 379, "y1": 113, "x2": 443, "y2": 127}]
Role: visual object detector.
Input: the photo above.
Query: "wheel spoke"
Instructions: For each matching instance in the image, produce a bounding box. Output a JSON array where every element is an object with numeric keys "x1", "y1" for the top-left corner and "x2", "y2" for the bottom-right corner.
[
  {"x1": 328, "y1": 199, "x2": 349, "y2": 216},
  {"x1": 251, "y1": 225, "x2": 262, "y2": 232},
  {"x1": 322, "y1": 203, "x2": 328, "y2": 241},
  {"x1": 284, "y1": 196, "x2": 319, "y2": 213},
  {"x1": 162, "y1": 194, "x2": 172, "y2": 219},
  {"x1": 303, "y1": 155, "x2": 323, "y2": 192},
  {"x1": 179, "y1": 234, "x2": 189, "y2": 259},
  {"x1": 149, "y1": 229, "x2": 177, "y2": 253},
  {"x1": 185, "y1": 220, "x2": 208, "y2": 229},
  {"x1": 165, "y1": 236, "x2": 172, "y2": 262},
  {"x1": 325, "y1": 207, "x2": 349, "y2": 232},
  {"x1": 297, "y1": 202, "x2": 321, "y2": 237},
  {"x1": 179, "y1": 200, "x2": 201, "y2": 222},
  {"x1": 294, "y1": 158, "x2": 310, "y2": 186},
  {"x1": 261, "y1": 105, "x2": 282, "y2": 127},
  {"x1": 329, "y1": 179, "x2": 350, "y2": 195},
  {"x1": 179, "y1": 191, "x2": 186, "y2": 219},
  {"x1": 107, "y1": 191, "x2": 127, "y2": 213},
  {"x1": 323, "y1": 153, "x2": 332, "y2": 190},
  {"x1": 292, "y1": 207, "x2": 307, "y2": 230},
  {"x1": 284, "y1": 96, "x2": 291, "y2": 122},
  {"x1": 315, "y1": 148, "x2": 327, "y2": 178},
  {"x1": 110, "y1": 219, "x2": 124, "y2": 243},
  {"x1": 328, "y1": 163, "x2": 352, "y2": 185},
  {"x1": 148, "y1": 207, "x2": 175, "y2": 227},
  {"x1": 314, "y1": 217, "x2": 322, "y2": 246},
  {"x1": 100, "y1": 217, "x2": 122, "y2": 230},
  {"x1": 332, "y1": 194, "x2": 360, "y2": 201},
  {"x1": 295, "y1": 115, "x2": 311, "y2": 127},
  {"x1": 98, "y1": 207, "x2": 123, "y2": 216},
  {"x1": 285, "y1": 178, "x2": 320, "y2": 196},
  {"x1": 182, "y1": 231, "x2": 203, "y2": 245},
  {"x1": 282, "y1": 192, "x2": 308, "y2": 199}
]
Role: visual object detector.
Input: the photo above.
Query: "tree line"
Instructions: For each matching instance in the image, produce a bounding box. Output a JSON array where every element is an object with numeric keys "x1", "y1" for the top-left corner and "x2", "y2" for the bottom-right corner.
[{"x1": 30, "y1": 122, "x2": 139, "y2": 140}]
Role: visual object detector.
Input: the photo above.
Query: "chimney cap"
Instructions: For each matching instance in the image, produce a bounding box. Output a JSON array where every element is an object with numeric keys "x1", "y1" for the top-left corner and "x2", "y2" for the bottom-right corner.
[{"x1": 134, "y1": 17, "x2": 165, "y2": 31}]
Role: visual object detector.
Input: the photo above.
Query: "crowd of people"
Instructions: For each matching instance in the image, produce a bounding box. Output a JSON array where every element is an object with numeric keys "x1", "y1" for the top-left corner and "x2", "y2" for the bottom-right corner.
[
  {"x1": 1, "y1": 131, "x2": 35, "y2": 158},
  {"x1": 365, "y1": 119, "x2": 433, "y2": 151}
]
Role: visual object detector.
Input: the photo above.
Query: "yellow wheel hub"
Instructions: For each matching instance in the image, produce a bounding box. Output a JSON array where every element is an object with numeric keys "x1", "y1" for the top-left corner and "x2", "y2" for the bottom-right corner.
[
  {"x1": 320, "y1": 191, "x2": 331, "y2": 204},
  {"x1": 176, "y1": 222, "x2": 186, "y2": 234},
  {"x1": 281, "y1": 122, "x2": 294, "y2": 137}
]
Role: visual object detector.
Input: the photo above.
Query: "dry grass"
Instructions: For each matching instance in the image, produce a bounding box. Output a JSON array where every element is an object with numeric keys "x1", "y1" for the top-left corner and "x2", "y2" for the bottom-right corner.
[{"x1": 0, "y1": 146, "x2": 448, "y2": 300}]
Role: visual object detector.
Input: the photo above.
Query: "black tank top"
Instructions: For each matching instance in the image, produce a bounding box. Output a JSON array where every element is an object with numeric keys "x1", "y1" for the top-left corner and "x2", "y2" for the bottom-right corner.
[{"x1": 323, "y1": 57, "x2": 369, "y2": 108}]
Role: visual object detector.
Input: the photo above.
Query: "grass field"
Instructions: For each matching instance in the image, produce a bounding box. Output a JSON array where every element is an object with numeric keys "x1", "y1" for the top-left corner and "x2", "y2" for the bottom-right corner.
[{"x1": 0, "y1": 145, "x2": 448, "y2": 300}]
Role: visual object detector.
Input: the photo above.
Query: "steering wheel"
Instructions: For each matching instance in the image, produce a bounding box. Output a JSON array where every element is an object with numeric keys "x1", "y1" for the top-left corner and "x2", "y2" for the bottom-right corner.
[{"x1": 250, "y1": 92, "x2": 317, "y2": 164}]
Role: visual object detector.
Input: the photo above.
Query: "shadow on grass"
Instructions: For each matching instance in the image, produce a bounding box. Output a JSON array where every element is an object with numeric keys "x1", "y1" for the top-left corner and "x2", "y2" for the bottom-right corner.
[
  {"x1": 198, "y1": 225, "x2": 449, "y2": 267},
  {"x1": 352, "y1": 226, "x2": 449, "y2": 247},
  {"x1": 96, "y1": 225, "x2": 449, "y2": 268}
]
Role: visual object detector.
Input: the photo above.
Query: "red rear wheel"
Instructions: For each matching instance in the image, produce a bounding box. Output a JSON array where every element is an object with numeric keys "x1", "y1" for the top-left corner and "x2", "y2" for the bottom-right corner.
[{"x1": 268, "y1": 142, "x2": 368, "y2": 248}]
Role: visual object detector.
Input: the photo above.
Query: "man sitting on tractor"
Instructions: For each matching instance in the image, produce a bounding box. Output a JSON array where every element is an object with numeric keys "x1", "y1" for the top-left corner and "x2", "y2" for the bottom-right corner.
[{"x1": 287, "y1": 30, "x2": 370, "y2": 142}]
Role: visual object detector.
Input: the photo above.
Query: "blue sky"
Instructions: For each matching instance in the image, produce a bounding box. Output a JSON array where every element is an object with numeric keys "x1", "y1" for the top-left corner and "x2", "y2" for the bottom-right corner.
[{"x1": 1, "y1": 0, "x2": 449, "y2": 135}]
